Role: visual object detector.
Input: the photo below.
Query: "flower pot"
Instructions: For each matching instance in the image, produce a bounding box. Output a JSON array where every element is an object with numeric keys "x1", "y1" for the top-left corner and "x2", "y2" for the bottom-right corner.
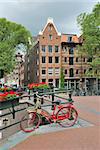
[{"x1": 0, "y1": 96, "x2": 5, "y2": 102}]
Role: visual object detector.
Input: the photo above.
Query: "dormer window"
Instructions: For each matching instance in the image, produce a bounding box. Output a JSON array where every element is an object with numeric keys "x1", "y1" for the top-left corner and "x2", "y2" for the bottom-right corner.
[{"x1": 68, "y1": 36, "x2": 72, "y2": 42}]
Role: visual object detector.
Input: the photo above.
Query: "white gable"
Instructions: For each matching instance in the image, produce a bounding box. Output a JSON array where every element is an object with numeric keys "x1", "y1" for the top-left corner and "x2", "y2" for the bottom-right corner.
[{"x1": 39, "y1": 17, "x2": 61, "y2": 36}]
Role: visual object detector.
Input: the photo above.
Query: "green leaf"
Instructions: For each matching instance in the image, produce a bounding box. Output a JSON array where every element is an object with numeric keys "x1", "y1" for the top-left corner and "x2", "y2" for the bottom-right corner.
[{"x1": 0, "y1": 18, "x2": 32, "y2": 76}]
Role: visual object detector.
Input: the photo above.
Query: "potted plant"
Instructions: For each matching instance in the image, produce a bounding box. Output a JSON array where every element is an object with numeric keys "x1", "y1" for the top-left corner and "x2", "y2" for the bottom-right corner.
[
  {"x1": 0, "y1": 91, "x2": 18, "y2": 102},
  {"x1": 0, "y1": 87, "x2": 12, "y2": 93},
  {"x1": 5, "y1": 91, "x2": 18, "y2": 100},
  {"x1": 28, "y1": 82, "x2": 50, "y2": 92},
  {"x1": 0, "y1": 93, "x2": 6, "y2": 102}
]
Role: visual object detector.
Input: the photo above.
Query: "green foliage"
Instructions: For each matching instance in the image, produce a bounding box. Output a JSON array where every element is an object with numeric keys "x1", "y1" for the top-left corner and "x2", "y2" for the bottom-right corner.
[
  {"x1": 6, "y1": 94, "x2": 17, "y2": 100},
  {"x1": 60, "y1": 68, "x2": 65, "y2": 89},
  {"x1": 77, "y1": 3, "x2": 100, "y2": 78},
  {"x1": 86, "y1": 57, "x2": 100, "y2": 78},
  {"x1": 0, "y1": 18, "x2": 32, "y2": 75}
]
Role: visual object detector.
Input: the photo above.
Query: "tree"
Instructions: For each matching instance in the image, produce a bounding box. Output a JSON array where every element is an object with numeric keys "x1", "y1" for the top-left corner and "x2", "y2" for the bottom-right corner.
[
  {"x1": 60, "y1": 68, "x2": 65, "y2": 89},
  {"x1": 77, "y1": 3, "x2": 100, "y2": 78},
  {"x1": 0, "y1": 18, "x2": 32, "y2": 76}
]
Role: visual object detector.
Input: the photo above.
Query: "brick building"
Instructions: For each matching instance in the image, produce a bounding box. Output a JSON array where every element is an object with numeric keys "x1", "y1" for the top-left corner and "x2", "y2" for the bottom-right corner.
[
  {"x1": 4, "y1": 52, "x2": 25, "y2": 87},
  {"x1": 24, "y1": 18, "x2": 99, "y2": 91}
]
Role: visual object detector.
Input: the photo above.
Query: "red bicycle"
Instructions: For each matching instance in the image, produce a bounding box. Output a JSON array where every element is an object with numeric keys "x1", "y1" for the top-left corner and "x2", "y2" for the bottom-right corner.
[{"x1": 20, "y1": 98, "x2": 78, "y2": 133}]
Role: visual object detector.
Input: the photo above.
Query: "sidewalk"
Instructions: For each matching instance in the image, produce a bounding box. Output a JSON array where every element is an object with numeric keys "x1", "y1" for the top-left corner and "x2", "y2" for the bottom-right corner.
[
  {"x1": 10, "y1": 96, "x2": 100, "y2": 150},
  {"x1": 11, "y1": 126, "x2": 99, "y2": 150}
]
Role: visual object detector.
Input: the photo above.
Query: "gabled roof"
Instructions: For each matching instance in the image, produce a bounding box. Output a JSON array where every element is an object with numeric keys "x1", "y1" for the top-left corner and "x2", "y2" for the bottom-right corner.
[{"x1": 39, "y1": 17, "x2": 61, "y2": 36}]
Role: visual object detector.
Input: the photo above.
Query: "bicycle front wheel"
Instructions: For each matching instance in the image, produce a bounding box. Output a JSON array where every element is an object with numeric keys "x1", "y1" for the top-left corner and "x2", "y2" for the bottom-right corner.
[
  {"x1": 20, "y1": 112, "x2": 41, "y2": 133},
  {"x1": 56, "y1": 107, "x2": 78, "y2": 127}
]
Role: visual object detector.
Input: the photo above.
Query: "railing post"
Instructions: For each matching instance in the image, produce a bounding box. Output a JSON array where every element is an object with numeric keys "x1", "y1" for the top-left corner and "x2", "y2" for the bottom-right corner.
[
  {"x1": 69, "y1": 93, "x2": 71, "y2": 99},
  {"x1": 51, "y1": 84, "x2": 54, "y2": 110},
  {"x1": 41, "y1": 97, "x2": 44, "y2": 104},
  {"x1": 69, "y1": 90, "x2": 72, "y2": 99},
  {"x1": 34, "y1": 92, "x2": 37, "y2": 104},
  {"x1": 28, "y1": 89, "x2": 31, "y2": 100}
]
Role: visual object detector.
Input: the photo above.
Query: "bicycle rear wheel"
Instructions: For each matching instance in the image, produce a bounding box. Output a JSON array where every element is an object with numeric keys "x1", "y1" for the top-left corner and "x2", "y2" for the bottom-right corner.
[
  {"x1": 20, "y1": 112, "x2": 41, "y2": 133},
  {"x1": 56, "y1": 107, "x2": 78, "y2": 127}
]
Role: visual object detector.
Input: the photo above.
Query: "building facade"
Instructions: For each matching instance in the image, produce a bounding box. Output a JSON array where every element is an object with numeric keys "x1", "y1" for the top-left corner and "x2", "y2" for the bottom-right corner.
[
  {"x1": 4, "y1": 52, "x2": 25, "y2": 87},
  {"x1": 24, "y1": 18, "x2": 99, "y2": 91}
]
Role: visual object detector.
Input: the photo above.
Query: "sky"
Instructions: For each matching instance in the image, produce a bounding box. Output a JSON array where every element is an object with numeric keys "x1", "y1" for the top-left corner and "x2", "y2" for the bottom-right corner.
[{"x1": 0, "y1": 0, "x2": 99, "y2": 36}]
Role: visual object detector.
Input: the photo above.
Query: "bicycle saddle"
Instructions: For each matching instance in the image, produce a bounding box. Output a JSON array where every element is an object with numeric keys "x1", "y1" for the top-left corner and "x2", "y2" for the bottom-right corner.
[{"x1": 52, "y1": 100, "x2": 61, "y2": 105}]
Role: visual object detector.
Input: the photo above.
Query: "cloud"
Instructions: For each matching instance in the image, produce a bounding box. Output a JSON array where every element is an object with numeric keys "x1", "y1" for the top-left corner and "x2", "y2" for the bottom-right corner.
[{"x1": 0, "y1": 0, "x2": 99, "y2": 36}]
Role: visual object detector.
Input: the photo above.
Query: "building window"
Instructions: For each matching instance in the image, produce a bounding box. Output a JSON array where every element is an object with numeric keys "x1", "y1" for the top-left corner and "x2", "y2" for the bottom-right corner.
[
  {"x1": 69, "y1": 47, "x2": 74, "y2": 54},
  {"x1": 48, "y1": 68, "x2": 53, "y2": 75},
  {"x1": 89, "y1": 68, "x2": 92, "y2": 71},
  {"x1": 55, "y1": 57, "x2": 59, "y2": 63},
  {"x1": 36, "y1": 59, "x2": 39, "y2": 65},
  {"x1": 42, "y1": 45, "x2": 46, "y2": 52},
  {"x1": 36, "y1": 49, "x2": 39, "y2": 54},
  {"x1": 28, "y1": 66, "x2": 30, "y2": 71},
  {"x1": 83, "y1": 58, "x2": 85, "y2": 62},
  {"x1": 84, "y1": 69, "x2": 86, "y2": 74},
  {"x1": 42, "y1": 79, "x2": 46, "y2": 82},
  {"x1": 28, "y1": 75, "x2": 30, "y2": 80},
  {"x1": 76, "y1": 57, "x2": 78, "y2": 62},
  {"x1": 87, "y1": 58, "x2": 92, "y2": 62},
  {"x1": 37, "y1": 70, "x2": 39, "y2": 76},
  {"x1": 69, "y1": 57, "x2": 74, "y2": 65},
  {"x1": 68, "y1": 36, "x2": 72, "y2": 42},
  {"x1": 48, "y1": 45, "x2": 52, "y2": 52},
  {"x1": 49, "y1": 35, "x2": 52, "y2": 40},
  {"x1": 42, "y1": 70, "x2": 46, "y2": 74},
  {"x1": 55, "y1": 46, "x2": 59, "y2": 52},
  {"x1": 48, "y1": 79, "x2": 53, "y2": 83},
  {"x1": 65, "y1": 57, "x2": 67, "y2": 62},
  {"x1": 65, "y1": 69, "x2": 67, "y2": 74},
  {"x1": 42, "y1": 69, "x2": 46, "y2": 74},
  {"x1": 48, "y1": 25, "x2": 52, "y2": 31},
  {"x1": 55, "y1": 68, "x2": 59, "y2": 75},
  {"x1": 76, "y1": 69, "x2": 79, "y2": 74},
  {"x1": 49, "y1": 57, "x2": 52, "y2": 63},
  {"x1": 69, "y1": 68, "x2": 74, "y2": 77},
  {"x1": 28, "y1": 58, "x2": 29, "y2": 63},
  {"x1": 95, "y1": 70, "x2": 97, "y2": 74},
  {"x1": 42, "y1": 56, "x2": 46, "y2": 63}
]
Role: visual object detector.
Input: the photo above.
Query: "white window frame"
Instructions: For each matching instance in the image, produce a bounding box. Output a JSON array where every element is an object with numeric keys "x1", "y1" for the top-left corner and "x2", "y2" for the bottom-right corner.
[
  {"x1": 55, "y1": 68, "x2": 60, "y2": 75},
  {"x1": 48, "y1": 68, "x2": 53, "y2": 75}
]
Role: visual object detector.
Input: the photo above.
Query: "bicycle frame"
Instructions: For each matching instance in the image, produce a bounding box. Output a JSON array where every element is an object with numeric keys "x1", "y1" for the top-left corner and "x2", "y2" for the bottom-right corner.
[
  {"x1": 40, "y1": 102, "x2": 75, "y2": 124},
  {"x1": 20, "y1": 101, "x2": 78, "y2": 133}
]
